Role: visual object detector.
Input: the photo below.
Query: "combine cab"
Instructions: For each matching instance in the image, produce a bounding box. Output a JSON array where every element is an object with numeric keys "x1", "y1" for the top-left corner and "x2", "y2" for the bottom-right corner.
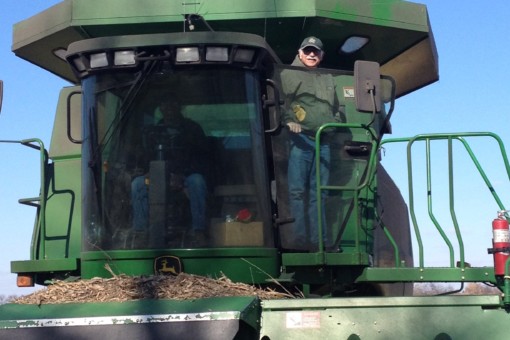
[{"x1": 1, "y1": 1, "x2": 510, "y2": 338}]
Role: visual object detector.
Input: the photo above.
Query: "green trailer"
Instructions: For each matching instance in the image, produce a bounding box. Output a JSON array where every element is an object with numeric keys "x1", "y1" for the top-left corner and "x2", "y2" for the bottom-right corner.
[{"x1": 1, "y1": 1, "x2": 509, "y2": 338}]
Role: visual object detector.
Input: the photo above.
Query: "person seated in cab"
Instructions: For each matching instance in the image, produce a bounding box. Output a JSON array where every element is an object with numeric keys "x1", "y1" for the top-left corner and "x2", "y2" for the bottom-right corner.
[{"x1": 131, "y1": 99, "x2": 209, "y2": 246}]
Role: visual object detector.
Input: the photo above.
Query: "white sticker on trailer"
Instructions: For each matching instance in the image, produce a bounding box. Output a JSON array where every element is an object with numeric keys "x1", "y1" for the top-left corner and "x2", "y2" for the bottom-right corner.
[
  {"x1": 285, "y1": 311, "x2": 320, "y2": 328},
  {"x1": 343, "y1": 87, "x2": 355, "y2": 98}
]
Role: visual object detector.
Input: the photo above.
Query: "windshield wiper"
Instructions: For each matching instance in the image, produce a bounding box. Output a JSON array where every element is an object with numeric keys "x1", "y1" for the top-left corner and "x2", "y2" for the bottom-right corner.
[{"x1": 88, "y1": 59, "x2": 158, "y2": 168}]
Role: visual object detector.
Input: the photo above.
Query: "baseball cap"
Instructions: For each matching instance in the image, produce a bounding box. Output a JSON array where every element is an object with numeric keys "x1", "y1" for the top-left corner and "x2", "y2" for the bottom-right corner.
[{"x1": 300, "y1": 36, "x2": 323, "y2": 51}]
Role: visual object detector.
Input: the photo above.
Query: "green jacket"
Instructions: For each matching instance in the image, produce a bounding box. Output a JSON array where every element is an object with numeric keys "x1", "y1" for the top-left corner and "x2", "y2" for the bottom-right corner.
[{"x1": 280, "y1": 56, "x2": 339, "y2": 134}]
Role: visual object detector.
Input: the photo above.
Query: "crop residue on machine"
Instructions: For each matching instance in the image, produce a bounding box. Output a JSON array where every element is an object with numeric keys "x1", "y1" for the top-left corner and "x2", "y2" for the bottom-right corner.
[{"x1": 14, "y1": 272, "x2": 292, "y2": 305}]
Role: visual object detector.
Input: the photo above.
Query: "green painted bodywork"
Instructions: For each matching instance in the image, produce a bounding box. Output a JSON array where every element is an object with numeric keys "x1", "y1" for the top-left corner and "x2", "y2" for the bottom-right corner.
[
  {"x1": 260, "y1": 295, "x2": 509, "y2": 339},
  {"x1": 4, "y1": 0, "x2": 510, "y2": 338},
  {"x1": 9, "y1": 0, "x2": 431, "y2": 286},
  {"x1": 9, "y1": 87, "x2": 82, "y2": 283},
  {"x1": 0, "y1": 295, "x2": 508, "y2": 339},
  {"x1": 0, "y1": 297, "x2": 261, "y2": 339},
  {"x1": 0, "y1": 296, "x2": 259, "y2": 324},
  {"x1": 80, "y1": 248, "x2": 279, "y2": 282}
]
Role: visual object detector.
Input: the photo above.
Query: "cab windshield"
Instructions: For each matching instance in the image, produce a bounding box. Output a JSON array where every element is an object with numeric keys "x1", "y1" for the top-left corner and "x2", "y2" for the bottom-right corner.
[{"x1": 81, "y1": 67, "x2": 273, "y2": 250}]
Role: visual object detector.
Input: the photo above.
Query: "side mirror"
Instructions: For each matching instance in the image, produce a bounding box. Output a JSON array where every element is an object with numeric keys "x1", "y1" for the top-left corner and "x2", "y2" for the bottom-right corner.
[
  {"x1": 0, "y1": 80, "x2": 3, "y2": 114},
  {"x1": 354, "y1": 60, "x2": 381, "y2": 113}
]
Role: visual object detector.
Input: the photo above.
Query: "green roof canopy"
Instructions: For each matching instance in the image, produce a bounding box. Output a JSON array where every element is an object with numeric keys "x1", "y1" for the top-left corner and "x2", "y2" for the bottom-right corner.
[{"x1": 12, "y1": 0, "x2": 438, "y2": 97}]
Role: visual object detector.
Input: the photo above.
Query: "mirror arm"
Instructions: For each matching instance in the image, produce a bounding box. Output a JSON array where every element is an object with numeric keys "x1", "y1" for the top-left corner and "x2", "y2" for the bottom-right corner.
[
  {"x1": 263, "y1": 79, "x2": 284, "y2": 134},
  {"x1": 376, "y1": 75, "x2": 397, "y2": 144}
]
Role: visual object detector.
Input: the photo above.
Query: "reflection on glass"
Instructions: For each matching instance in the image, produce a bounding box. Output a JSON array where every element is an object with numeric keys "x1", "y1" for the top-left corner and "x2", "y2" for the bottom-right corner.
[{"x1": 81, "y1": 68, "x2": 272, "y2": 250}]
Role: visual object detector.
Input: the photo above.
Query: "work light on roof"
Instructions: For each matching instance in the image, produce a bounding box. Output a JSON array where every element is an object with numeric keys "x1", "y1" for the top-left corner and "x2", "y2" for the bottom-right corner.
[
  {"x1": 114, "y1": 50, "x2": 136, "y2": 66},
  {"x1": 72, "y1": 57, "x2": 86, "y2": 72},
  {"x1": 233, "y1": 48, "x2": 255, "y2": 63},
  {"x1": 206, "y1": 47, "x2": 229, "y2": 62},
  {"x1": 176, "y1": 47, "x2": 200, "y2": 63},
  {"x1": 90, "y1": 52, "x2": 109, "y2": 68},
  {"x1": 340, "y1": 36, "x2": 369, "y2": 54}
]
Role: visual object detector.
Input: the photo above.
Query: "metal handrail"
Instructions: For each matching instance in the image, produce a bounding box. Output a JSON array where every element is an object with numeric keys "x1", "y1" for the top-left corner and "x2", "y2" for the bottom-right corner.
[
  {"x1": 381, "y1": 132, "x2": 510, "y2": 268},
  {"x1": 314, "y1": 123, "x2": 379, "y2": 253},
  {"x1": 0, "y1": 138, "x2": 48, "y2": 259}
]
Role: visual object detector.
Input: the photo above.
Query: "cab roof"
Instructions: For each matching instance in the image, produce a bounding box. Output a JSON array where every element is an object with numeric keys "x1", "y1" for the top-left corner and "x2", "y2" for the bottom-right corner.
[{"x1": 12, "y1": 0, "x2": 437, "y2": 97}]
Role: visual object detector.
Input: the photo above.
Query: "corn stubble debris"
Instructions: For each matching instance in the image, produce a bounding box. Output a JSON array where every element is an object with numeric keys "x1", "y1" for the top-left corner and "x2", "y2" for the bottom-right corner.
[{"x1": 13, "y1": 273, "x2": 291, "y2": 305}]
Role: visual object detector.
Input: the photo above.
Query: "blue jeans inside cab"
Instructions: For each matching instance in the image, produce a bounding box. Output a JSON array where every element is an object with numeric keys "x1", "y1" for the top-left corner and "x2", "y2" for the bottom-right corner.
[
  {"x1": 288, "y1": 133, "x2": 330, "y2": 247},
  {"x1": 131, "y1": 173, "x2": 207, "y2": 232}
]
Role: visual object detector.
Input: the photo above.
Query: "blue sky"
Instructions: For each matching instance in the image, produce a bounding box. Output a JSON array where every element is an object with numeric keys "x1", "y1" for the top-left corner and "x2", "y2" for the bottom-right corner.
[{"x1": 1, "y1": 1, "x2": 510, "y2": 296}]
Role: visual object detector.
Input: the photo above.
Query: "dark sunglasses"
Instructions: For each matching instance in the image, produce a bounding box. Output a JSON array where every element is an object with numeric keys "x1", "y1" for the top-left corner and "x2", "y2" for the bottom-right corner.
[{"x1": 301, "y1": 47, "x2": 321, "y2": 55}]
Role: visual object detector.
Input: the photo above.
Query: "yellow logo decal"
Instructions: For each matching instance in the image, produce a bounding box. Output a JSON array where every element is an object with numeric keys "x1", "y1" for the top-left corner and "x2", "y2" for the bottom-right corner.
[{"x1": 154, "y1": 256, "x2": 182, "y2": 276}]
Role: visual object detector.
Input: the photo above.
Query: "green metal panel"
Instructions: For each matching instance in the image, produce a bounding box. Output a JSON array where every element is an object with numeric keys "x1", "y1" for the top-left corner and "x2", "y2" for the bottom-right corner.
[
  {"x1": 8, "y1": 87, "x2": 83, "y2": 284},
  {"x1": 327, "y1": 74, "x2": 380, "y2": 257},
  {"x1": 80, "y1": 248, "x2": 279, "y2": 284},
  {"x1": 68, "y1": 0, "x2": 428, "y2": 29},
  {"x1": 0, "y1": 296, "x2": 258, "y2": 322},
  {"x1": 0, "y1": 297, "x2": 261, "y2": 339},
  {"x1": 10, "y1": 258, "x2": 78, "y2": 273},
  {"x1": 260, "y1": 296, "x2": 509, "y2": 339},
  {"x1": 359, "y1": 267, "x2": 496, "y2": 283},
  {"x1": 282, "y1": 252, "x2": 371, "y2": 266},
  {"x1": 38, "y1": 87, "x2": 82, "y2": 261},
  {"x1": 49, "y1": 86, "x2": 81, "y2": 159},
  {"x1": 2, "y1": 295, "x2": 509, "y2": 338},
  {"x1": 41, "y1": 159, "x2": 81, "y2": 258}
]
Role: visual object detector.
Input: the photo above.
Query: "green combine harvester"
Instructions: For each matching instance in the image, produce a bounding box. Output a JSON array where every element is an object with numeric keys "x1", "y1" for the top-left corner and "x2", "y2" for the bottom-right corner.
[{"x1": 1, "y1": 0, "x2": 510, "y2": 338}]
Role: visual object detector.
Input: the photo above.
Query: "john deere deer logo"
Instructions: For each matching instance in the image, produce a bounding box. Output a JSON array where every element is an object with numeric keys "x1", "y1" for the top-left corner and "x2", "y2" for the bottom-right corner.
[{"x1": 154, "y1": 256, "x2": 182, "y2": 276}]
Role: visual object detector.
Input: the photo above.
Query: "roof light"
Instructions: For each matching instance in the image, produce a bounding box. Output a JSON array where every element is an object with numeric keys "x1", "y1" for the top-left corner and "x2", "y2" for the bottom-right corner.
[
  {"x1": 90, "y1": 52, "x2": 109, "y2": 68},
  {"x1": 340, "y1": 36, "x2": 369, "y2": 54},
  {"x1": 234, "y1": 48, "x2": 255, "y2": 63},
  {"x1": 206, "y1": 47, "x2": 229, "y2": 62},
  {"x1": 114, "y1": 50, "x2": 136, "y2": 65},
  {"x1": 72, "y1": 57, "x2": 87, "y2": 72},
  {"x1": 176, "y1": 47, "x2": 200, "y2": 63}
]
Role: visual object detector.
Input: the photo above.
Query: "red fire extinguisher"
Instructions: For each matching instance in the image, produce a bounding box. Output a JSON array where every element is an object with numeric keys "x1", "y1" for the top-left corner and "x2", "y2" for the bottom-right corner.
[{"x1": 489, "y1": 211, "x2": 510, "y2": 276}]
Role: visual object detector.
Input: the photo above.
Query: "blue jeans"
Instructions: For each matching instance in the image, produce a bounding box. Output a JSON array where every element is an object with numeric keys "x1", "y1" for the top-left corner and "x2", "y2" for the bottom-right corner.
[
  {"x1": 184, "y1": 173, "x2": 207, "y2": 231},
  {"x1": 132, "y1": 176, "x2": 149, "y2": 231},
  {"x1": 288, "y1": 133, "x2": 330, "y2": 246},
  {"x1": 131, "y1": 173, "x2": 207, "y2": 232}
]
